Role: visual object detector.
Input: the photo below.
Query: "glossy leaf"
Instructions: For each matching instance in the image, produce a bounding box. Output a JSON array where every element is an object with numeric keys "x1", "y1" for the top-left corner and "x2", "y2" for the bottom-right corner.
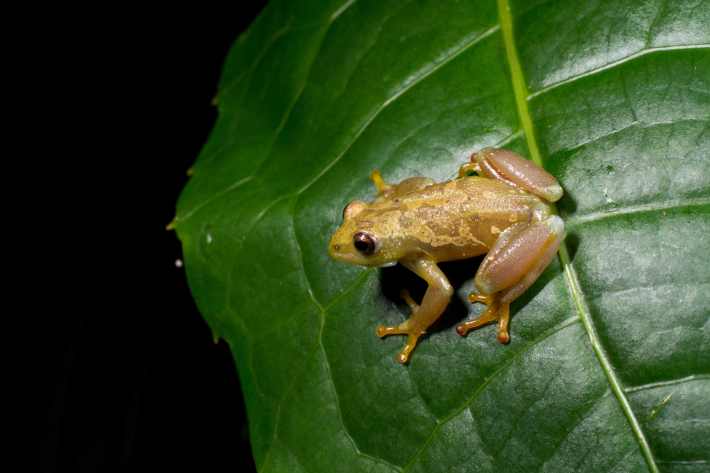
[{"x1": 174, "y1": 1, "x2": 710, "y2": 472}]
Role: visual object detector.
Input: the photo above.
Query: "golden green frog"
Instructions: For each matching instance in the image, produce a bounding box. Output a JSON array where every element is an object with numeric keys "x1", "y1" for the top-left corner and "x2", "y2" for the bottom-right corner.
[{"x1": 329, "y1": 148, "x2": 564, "y2": 363}]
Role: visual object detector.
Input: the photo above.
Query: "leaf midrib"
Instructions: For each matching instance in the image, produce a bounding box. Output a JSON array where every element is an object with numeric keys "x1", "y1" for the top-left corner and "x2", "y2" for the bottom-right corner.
[{"x1": 496, "y1": 1, "x2": 659, "y2": 472}]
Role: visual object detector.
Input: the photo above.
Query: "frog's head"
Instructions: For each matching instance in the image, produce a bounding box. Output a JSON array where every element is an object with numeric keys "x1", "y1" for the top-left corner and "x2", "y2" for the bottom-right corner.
[{"x1": 329, "y1": 200, "x2": 404, "y2": 267}]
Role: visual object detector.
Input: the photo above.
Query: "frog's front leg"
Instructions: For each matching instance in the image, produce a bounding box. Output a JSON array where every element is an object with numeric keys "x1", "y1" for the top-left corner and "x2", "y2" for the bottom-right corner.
[
  {"x1": 376, "y1": 258, "x2": 452, "y2": 364},
  {"x1": 370, "y1": 169, "x2": 391, "y2": 195},
  {"x1": 456, "y1": 216, "x2": 564, "y2": 343},
  {"x1": 370, "y1": 169, "x2": 435, "y2": 197}
]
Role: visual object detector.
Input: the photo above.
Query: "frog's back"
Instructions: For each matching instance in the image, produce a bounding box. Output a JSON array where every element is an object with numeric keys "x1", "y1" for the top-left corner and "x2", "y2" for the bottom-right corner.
[
  {"x1": 395, "y1": 176, "x2": 540, "y2": 217},
  {"x1": 380, "y1": 176, "x2": 543, "y2": 253}
]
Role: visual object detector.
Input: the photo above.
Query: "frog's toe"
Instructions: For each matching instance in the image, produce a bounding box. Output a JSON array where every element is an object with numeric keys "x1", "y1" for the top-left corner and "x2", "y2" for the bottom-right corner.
[
  {"x1": 456, "y1": 307, "x2": 497, "y2": 336},
  {"x1": 376, "y1": 324, "x2": 392, "y2": 337},
  {"x1": 376, "y1": 324, "x2": 407, "y2": 338},
  {"x1": 456, "y1": 292, "x2": 497, "y2": 335},
  {"x1": 397, "y1": 336, "x2": 418, "y2": 364},
  {"x1": 495, "y1": 302, "x2": 511, "y2": 344},
  {"x1": 376, "y1": 324, "x2": 424, "y2": 363},
  {"x1": 457, "y1": 298, "x2": 511, "y2": 343}
]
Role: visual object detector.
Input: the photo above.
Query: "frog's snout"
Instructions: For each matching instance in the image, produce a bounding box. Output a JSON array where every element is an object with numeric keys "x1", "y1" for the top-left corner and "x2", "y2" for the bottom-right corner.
[
  {"x1": 328, "y1": 233, "x2": 347, "y2": 261},
  {"x1": 329, "y1": 241, "x2": 352, "y2": 263},
  {"x1": 328, "y1": 232, "x2": 362, "y2": 265},
  {"x1": 329, "y1": 242, "x2": 342, "y2": 257}
]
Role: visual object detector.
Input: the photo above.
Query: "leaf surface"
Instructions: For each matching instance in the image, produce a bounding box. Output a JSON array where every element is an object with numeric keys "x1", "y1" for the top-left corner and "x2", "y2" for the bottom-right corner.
[{"x1": 175, "y1": 1, "x2": 710, "y2": 472}]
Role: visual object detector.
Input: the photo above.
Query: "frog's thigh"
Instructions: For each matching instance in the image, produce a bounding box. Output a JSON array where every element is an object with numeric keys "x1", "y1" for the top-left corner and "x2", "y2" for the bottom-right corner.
[
  {"x1": 475, "y1": 216, "x2": 564, "y2": 299},
  {"x1": 473, "y1": 148, "x2": 563, "y2": 202}
]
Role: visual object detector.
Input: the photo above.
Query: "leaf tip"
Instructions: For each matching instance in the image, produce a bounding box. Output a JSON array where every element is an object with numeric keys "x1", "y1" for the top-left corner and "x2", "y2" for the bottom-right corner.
[{"x1": 166, "y1": 218, "x2": 178, "y2": 231}]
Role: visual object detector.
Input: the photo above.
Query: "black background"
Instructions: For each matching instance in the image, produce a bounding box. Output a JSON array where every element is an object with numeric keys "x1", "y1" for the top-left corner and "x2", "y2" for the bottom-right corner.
[{"x1": 43, "y1": 3, "x2": 267, "y2": 471}]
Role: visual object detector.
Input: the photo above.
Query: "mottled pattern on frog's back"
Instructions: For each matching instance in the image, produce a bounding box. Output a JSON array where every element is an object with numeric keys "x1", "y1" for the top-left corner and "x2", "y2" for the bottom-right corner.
[{"x1": 365, "y1": 176, "x2": 544, "y2": 259}]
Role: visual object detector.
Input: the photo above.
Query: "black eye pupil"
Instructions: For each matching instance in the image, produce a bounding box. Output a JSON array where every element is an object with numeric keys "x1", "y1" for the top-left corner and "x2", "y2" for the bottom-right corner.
[
  {"x1": 353, "y1": 232, "x2": 375, "y2": 255},
  {"x1": 354, "y1": 239, "x2": 371, "y2": 252}
]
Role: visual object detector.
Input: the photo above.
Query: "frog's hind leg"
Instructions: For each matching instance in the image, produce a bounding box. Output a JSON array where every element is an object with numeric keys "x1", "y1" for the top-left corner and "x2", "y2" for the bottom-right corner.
[
  {"x1": 456, "y1": 216, "x2": 564, "y2": 343},
  {"x1": 376, "y1": 259, "x2": 452, "y2": 364},
  {"x1": 470, "y1": 148, "x2": 563, "y2": 202}
]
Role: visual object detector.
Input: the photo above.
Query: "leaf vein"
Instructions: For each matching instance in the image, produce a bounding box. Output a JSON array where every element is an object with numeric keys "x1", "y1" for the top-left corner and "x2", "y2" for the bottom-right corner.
[
  {"x1": 497, "y1": 0, "x2": 661, "y2": 471},
  {"x1": 401, "y1": 316, "x2": 581, "y2": 472},
  {"x1": 625, "y1": 374, "x2": 710, "y2": 393},
  {"x1": 558, "y1": 117, "x2": 708, "y2": 156},
  {"x1": 566, "y1": 196, "x2": 710, "y2": 227},
  {"x1": 528, "y1": 44, "x2": 710, "y2": 99},
  {"x1": 319, "y1": 338, "x2": 403, "y2": 472},
  {"x1": 537, "y1": 391, "x2": 612, "y2": 472},
  {"x1": 293, "y1": 24, "x2": 501, "y2": 197}
]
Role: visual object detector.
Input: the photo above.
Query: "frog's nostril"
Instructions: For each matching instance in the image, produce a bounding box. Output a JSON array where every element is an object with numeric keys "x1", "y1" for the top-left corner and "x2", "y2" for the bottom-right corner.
[{"x1": 333, "y1": 244, "x2": 341, "y2": 251}]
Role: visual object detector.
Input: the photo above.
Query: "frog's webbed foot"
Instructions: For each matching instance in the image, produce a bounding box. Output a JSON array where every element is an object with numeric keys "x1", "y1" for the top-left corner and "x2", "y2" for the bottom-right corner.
[
  {"x1": 376, "y1": 290, "x2": 423, "y2": 363},
  {"x1": 376, "y1": 323, "x2": 424, "y2": 364},
  {"x1": 456, "y1": 293, "x2": 511, "y2": 344}
]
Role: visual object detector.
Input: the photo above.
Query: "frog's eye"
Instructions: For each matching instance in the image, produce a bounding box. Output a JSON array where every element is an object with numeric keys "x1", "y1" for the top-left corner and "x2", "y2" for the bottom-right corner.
[
  {"x1": 343, "y1": 200, "x2": 367, "y2": 220},
  {"x1": 353, "y1": 232, "x2": 377, "y2": 255}
]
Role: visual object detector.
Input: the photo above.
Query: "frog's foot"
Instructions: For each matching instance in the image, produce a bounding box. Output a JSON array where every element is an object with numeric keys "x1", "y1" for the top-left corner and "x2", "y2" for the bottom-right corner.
[
  {"x1": 374, "y1": 290, "x2": 422, "y2": 362},
  {"x1": 456, "y1": 294, "x2": 511, "y2": 344},
  {"x1": 376, "y1": 322, "x2": 425, "y2": 364}
]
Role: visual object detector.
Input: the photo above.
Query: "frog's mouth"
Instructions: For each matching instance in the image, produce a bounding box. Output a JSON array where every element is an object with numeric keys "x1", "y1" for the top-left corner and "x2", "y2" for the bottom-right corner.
[
  {"x1": 328, "y1": 242, "x2": 360, "y2": 265},
  {"x1": 330, "y1": 245, "x2": 395, "y2": 268}
]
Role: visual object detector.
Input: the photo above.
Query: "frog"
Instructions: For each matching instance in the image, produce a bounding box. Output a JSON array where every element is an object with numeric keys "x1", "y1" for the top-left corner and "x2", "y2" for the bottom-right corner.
[{"x1": 328, "y1": 148, "x2": 565, "y2": 364}]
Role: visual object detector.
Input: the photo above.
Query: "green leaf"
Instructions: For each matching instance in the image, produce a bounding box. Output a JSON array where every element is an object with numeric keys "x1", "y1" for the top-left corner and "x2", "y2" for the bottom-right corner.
[{"x1": 174, "y1": 1, "x2": 710, "y2": 472}]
